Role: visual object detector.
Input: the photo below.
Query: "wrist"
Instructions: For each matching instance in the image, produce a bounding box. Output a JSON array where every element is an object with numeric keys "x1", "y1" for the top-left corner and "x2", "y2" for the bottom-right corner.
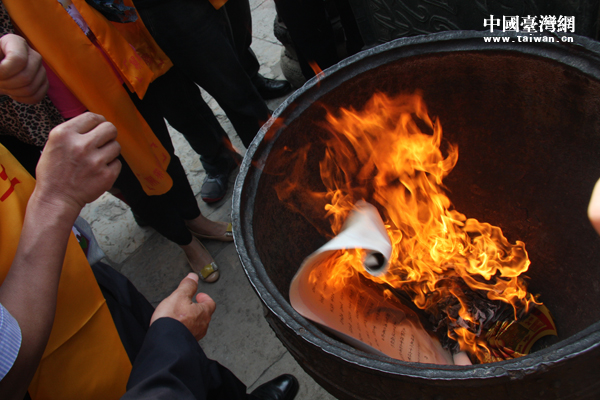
[{"x1": 28, "y1": 187, "x2": 82, "y2": 229}]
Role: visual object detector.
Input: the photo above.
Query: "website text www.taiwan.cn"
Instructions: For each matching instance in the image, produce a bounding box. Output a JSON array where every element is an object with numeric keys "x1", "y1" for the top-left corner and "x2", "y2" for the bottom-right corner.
[{"x1": 483, "y1": 15, "x2": 575, "y2": 43}]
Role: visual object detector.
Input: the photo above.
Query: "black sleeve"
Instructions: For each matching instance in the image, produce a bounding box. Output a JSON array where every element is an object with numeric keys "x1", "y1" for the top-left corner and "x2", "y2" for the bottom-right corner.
[
  {"x1": 91, "y1": 262, "x2": 154, "y2": 363},
  {"x1": 120, "y1": 318, "x2": 249, "y2": 400},
  {"x1": 121, "y1": 318, "x2": 203, "y2": 400}
]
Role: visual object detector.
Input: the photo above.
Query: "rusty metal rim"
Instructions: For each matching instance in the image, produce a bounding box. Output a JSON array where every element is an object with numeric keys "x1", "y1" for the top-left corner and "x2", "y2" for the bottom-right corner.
[{"x1": 232, "y1": 30, "x2": 600, "y2": 381}]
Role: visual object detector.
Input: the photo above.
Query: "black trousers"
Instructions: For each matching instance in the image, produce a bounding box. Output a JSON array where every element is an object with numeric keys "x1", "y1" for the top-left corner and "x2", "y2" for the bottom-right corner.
[
  {"x1": 114, "y1": 76, "x2": 202, "y2": 246},
  {"x1": 133, "y1": 0, "x2": 270, "y2": 149},
  {"x1": 147, "y1": 66, "x2": 235, "y2": 177},
  {"x1": 224, "y1": 0, "x2": 260, "y2": 80},
  {"x1": 274, "y1": 0, "x2": 341, "y2": 79}
]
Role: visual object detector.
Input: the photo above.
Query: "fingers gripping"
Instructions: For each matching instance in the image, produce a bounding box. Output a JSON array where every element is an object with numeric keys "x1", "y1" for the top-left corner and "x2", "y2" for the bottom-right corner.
[{"x1": 0, "y1": 34, "x2": 48, "y2": 104}]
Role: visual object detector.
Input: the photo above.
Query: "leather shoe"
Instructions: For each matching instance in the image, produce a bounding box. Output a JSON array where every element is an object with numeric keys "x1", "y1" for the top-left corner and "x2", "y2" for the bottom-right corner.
[
  {"x1": 252, "y1": 74, "x2": 293, "y2": 100},
  {"x1": 249, "y1": 374, "x2": 299, "y2": 400}
]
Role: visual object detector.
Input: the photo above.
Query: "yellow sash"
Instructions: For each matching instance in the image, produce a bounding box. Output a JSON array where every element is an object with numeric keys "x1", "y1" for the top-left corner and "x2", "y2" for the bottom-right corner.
[
  {"x1": 3, "y1": 0, "x2": 174, "y2": 195},
  {"x1": 0, "y1": 145, "x2": 132, "y2": 400}
]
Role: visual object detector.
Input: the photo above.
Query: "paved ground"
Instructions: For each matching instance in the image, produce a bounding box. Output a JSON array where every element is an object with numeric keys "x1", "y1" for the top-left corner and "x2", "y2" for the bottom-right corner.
[{"x1": 81, "y1": 1, "x2": 336, "y2": 398}]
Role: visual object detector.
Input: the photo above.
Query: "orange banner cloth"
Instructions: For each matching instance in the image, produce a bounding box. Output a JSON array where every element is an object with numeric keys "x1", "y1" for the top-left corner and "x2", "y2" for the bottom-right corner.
[
  {"x1": 0, "y1": 144, "x2": 132, "y2": 400},
  {"x1": 3, "y1": 0, "x2": 174, "y2": 195}
]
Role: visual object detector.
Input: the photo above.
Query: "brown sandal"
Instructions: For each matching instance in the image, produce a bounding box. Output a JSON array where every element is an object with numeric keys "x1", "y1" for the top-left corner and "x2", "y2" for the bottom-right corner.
[
  {"x1": 184, "y1": 239, "x2": 220, "y2": 283},
  {"x1": 190, "y1": 222, "x2": 234, "y2": 242},
  {"x1": 196, "y1": 261, "x2": 220, "y2": 283}
]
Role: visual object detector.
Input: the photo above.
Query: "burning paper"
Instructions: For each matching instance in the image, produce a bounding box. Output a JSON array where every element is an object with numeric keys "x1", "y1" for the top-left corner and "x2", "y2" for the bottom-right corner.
[
  {"x1": 482, "y1": 304, "x2": 557, "y2": 363},
  {"x1": 290, "y1": 201, "x2": 455, "y2": 365},
  {"x1": 294, "y1": 200, "x2": 392, "y2": 277},
  {"x1": 279, "y1": 92, "x2": 554, "y2": 364}
]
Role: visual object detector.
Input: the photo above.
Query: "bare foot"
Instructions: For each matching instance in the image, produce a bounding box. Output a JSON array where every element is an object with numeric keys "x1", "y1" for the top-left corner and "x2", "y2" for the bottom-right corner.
[
  {"x1": 186, "y1": 214, "x2": 232, "y2": 241},
  {"x1": 180, "y1": 237, "x2": 220, "y2": 283}
]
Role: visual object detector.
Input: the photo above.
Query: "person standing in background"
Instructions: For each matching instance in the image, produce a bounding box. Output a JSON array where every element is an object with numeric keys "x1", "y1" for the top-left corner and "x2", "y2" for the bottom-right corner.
[{"x1": 132, "y1": 0, "x2": 292, "y2": 203}]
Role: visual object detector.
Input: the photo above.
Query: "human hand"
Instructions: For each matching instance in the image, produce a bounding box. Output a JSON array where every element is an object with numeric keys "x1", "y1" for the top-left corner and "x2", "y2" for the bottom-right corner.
[
  {"x1": 588, "y1": 178, "x2": 600, "y2": 236},
  {"x1": 0, "y1": 34, "x2": 48, "y2": 104},
  {"x1": 33, "y1": 113, "x2": 121, "y2": 216},
  {"x1": 151, "y1": 273, "x2": 216, "y2": 341}
]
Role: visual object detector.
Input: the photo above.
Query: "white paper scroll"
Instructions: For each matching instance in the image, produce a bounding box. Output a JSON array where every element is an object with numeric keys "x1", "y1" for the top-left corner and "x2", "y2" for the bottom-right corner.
[
  {"x1": 303, "y1": 200, "x2": 392, "y2": 277},
  {"x1": 290, "y1": 201, "x2": 454, "y2": 365}
]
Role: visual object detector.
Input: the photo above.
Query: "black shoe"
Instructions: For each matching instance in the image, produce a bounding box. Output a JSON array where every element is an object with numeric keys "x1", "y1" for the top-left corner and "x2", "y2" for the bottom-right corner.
[
  {"x1": 249, "y1": 374, "x2": 299, "y2": 400},
  {"x1": 252, "y1": 74, "x2": 293, "y2": 100}
]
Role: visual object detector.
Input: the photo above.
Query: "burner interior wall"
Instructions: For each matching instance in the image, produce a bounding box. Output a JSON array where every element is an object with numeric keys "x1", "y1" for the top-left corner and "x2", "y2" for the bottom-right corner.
[{"x1": 253, "y1": 51, "x2": 600, "y2": 341}]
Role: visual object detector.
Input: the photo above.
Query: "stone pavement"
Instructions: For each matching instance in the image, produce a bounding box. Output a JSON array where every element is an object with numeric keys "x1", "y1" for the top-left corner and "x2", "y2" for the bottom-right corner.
[{"x1": 80, "y1": 1, "x2": 336, "y2": 399}]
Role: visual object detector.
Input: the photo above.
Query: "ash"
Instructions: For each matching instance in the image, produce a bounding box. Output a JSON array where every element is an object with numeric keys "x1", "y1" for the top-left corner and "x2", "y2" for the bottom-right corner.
[{"x1": 425, "y1": 279, "x2": 521, "y2": 355}]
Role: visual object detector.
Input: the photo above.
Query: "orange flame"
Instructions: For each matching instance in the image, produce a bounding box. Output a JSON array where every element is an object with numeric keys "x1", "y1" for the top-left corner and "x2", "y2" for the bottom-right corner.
[
  {"x1": 276, "y1": 92, "x2": 540, "y2": 363},
  {"x1": 308, "y1": 61, "x2": 325, "y2": 85}
]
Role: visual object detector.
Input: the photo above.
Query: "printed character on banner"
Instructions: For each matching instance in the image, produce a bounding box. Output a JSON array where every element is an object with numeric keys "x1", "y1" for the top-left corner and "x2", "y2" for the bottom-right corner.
[{"x1": 0, "y1": 164, "x2": 21, "y2": 202}]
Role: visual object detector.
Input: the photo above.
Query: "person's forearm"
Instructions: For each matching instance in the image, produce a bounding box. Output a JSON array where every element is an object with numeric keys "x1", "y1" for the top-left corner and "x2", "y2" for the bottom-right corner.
[{"x1": 0, "y1": 188, "x2": 80, "y2": 399}]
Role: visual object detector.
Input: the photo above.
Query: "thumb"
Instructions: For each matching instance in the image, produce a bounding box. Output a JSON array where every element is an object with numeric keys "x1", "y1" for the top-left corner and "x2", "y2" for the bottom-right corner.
[
  {"x1": 196, "y1": 292, "x2": 216, "y2": 316},
  {"x1": 0, "y1": 34, "x2": 14, "y2": 60},
  {"x1": 175, "y1": 272, "x2": 200, "y2": 300},
  {"x1": 0, "y1": 35, "x2": 25, "y2": 70}
]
